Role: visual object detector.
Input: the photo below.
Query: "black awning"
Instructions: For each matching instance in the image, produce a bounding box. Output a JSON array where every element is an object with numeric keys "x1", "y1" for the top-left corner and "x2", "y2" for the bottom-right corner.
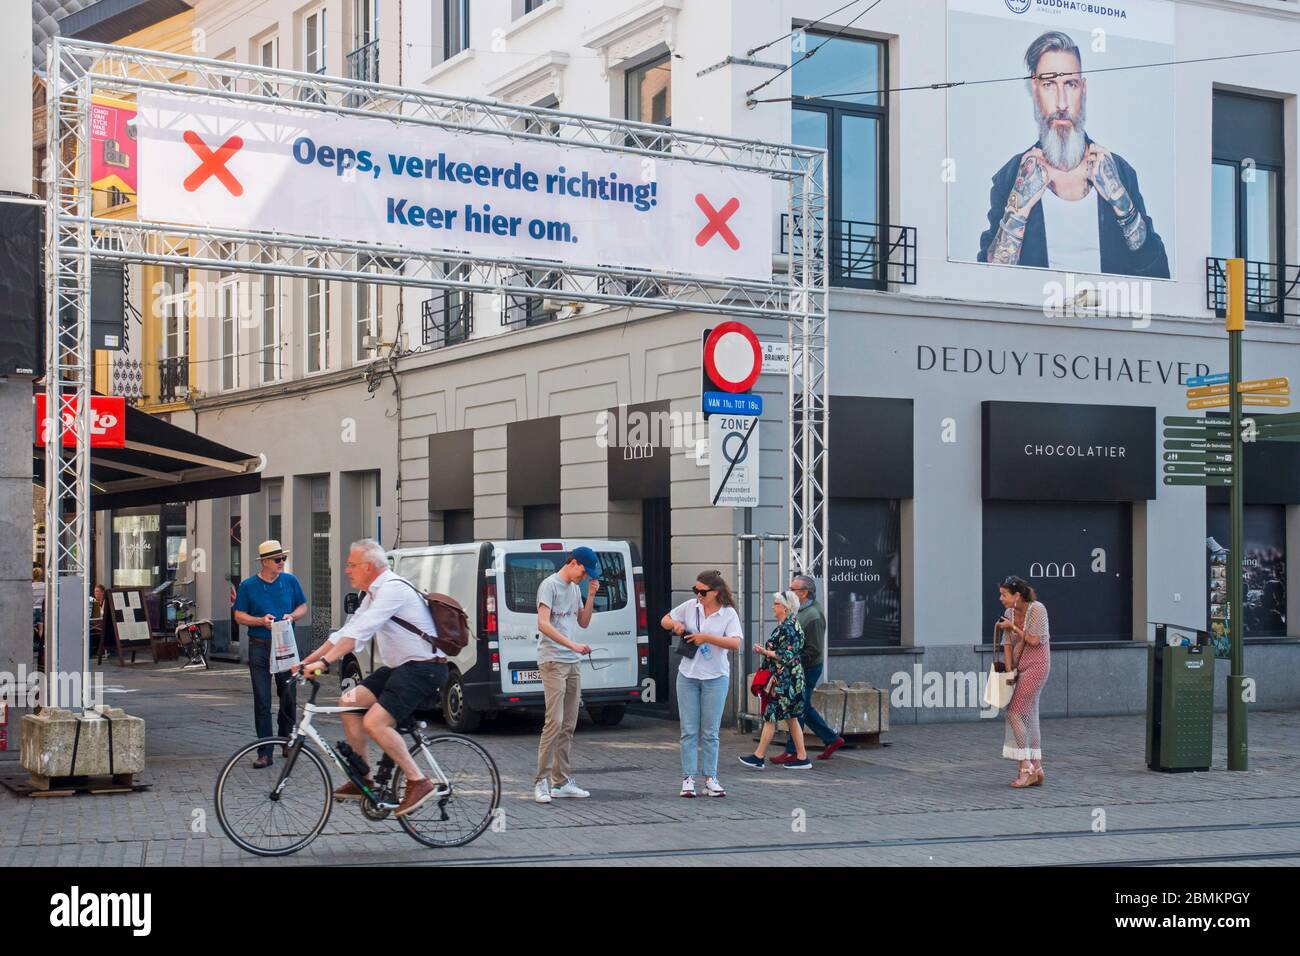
[{"x1": 34, "y1": 401, "x2": 261, "y2": 511}]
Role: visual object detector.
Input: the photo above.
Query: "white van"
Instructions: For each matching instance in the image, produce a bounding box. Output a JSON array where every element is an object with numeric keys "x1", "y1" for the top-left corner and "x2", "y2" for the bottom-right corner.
[{"x1": 339, "y1": 539, "x2": 649, "y2": 733}]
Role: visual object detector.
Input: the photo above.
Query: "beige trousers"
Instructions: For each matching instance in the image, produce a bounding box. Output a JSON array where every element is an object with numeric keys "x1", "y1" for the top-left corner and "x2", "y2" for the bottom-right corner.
[{"x1": 536, "y1": 660, "x2": 582, "y2": 786}]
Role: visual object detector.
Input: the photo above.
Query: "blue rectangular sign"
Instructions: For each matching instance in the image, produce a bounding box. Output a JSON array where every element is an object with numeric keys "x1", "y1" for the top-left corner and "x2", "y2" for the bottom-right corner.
[
  {"x1": 703, "y1": 391, "x2": 762, "y2": 416},
  {"x1": 1186, "y1": 373, "x2": 1229, "y2": 388}
]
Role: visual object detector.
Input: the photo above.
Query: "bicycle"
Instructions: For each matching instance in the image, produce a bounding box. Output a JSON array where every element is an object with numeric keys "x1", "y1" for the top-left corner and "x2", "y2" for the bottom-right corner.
[
  {"x1": 213, "y1": 666, "x2": 501, "y2": 857},
  {"x1": 167, "y1": 596, "x2": 212, "y2": 670}
]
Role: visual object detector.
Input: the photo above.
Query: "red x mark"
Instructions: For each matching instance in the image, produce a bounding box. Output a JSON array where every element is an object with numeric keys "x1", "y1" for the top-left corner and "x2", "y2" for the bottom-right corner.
[
  {"x1": 183, "y1": 130, "x2": 245, "y2": 196},
  {"x1": 694, "y1": 194, "x2": 741, "y2": 250}
]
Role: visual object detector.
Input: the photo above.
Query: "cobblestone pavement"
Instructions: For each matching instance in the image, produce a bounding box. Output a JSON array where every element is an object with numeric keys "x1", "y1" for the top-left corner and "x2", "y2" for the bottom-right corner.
[{"x1": 2, "y1": 661, "x2": 1298, "y2": 866}]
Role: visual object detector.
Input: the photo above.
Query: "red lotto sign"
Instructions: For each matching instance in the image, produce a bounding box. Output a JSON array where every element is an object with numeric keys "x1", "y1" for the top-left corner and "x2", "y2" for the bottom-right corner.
[{"x1": 35, "y1": 394, "x2": 127, "y2": 448}]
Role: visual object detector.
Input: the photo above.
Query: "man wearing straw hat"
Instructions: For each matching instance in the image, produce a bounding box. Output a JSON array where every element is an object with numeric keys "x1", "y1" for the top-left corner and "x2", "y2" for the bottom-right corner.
[{"x1": 234, "y1": 539, "x2": 309, "y2": 768}]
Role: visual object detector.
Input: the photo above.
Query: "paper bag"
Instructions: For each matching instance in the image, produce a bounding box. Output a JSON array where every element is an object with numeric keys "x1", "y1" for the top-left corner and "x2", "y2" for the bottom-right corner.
[{"x1": 270, "y1": 619, "x2": 300, "y2": 674}]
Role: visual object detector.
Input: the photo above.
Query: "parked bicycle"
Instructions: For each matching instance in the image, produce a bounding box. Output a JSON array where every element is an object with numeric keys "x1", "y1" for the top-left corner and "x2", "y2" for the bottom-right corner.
[
  {"x1": 167, "y1": 596, "x2": 212, "y2": 670},
  {"x1": 213, "y1": 666, "x2": 500, "y2": 857}
]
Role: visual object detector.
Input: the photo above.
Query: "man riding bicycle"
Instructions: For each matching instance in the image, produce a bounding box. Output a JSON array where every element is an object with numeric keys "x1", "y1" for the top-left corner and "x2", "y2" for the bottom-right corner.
[{"x1": 294, "y1": 538, "x2": 447, "y2": 817}]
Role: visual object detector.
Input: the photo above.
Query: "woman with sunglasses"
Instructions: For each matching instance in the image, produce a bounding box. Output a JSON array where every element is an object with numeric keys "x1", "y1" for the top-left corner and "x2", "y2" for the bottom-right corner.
[
  {"x1": 661, "y1": 570, "x2": 742, "y2": 798},
  {"x1": 996, "y1": 575, "x2": 1051, "y2": 788}
]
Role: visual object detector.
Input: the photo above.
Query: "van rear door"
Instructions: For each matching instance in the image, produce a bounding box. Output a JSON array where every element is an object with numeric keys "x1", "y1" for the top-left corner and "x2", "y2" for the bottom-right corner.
[{"x1": 495, "y1": 542, "x2": 638, "y2": 694}]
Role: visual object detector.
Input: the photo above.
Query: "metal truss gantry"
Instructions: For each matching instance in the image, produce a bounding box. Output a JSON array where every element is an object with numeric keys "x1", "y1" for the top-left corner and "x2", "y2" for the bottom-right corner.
[{"x1": 43, "y1": 39, "x2": 828, "y2": 704}]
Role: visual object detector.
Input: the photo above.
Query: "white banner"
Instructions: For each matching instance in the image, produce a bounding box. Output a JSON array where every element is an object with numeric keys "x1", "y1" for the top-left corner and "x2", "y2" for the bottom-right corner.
[{"x1": 137, "y1": 93, "x2": 773, "y2": 282}]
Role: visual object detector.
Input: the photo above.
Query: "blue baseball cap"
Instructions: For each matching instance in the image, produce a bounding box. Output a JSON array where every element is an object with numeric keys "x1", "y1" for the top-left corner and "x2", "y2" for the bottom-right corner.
[{"x1": 569, "y1": 546, "x2": 601, "y2": 580}]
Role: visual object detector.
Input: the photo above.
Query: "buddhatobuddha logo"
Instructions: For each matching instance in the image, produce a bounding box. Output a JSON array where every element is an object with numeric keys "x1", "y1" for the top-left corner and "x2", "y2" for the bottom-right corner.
[{"x1": 1005, "y1": 0, "x2": 1032, "y2": 13}]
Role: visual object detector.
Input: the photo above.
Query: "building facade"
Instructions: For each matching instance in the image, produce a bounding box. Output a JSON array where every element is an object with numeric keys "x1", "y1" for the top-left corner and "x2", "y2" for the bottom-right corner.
[{"x1": 163, "y1": 0, "x2": 1300, "y2": 718}]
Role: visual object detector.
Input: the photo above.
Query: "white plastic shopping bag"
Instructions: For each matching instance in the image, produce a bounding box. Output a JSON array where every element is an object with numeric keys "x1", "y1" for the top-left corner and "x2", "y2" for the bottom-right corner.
[{"x1": 270, "y1": 619, "x2": 300, "y2": 674}]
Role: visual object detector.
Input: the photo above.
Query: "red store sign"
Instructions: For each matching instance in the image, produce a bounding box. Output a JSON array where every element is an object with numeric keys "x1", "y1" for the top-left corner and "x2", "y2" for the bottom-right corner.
[{"x1": 35, "y1": 394, "x2": 127, "y2": 448}]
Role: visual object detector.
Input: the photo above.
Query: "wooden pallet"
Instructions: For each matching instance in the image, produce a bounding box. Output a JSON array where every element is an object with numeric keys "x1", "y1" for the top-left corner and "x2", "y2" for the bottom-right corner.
[{"x1": 0, "y1": 773, "x2": 149, "y2": 797}]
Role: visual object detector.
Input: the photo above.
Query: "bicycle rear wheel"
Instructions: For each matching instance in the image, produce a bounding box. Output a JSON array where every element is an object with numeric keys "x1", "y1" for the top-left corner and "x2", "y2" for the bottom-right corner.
[
  {"x1": 214, "y1": 737, "x2": 332, "y2": 857},
  {"x1": 393, "y1": 734, "x2": 500, "y2": 848}
]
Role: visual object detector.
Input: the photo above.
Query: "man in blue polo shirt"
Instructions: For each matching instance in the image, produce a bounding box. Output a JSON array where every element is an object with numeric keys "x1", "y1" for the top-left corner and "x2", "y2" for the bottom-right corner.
[{"x1": 234, "y1": 540, "x2": 309, "y2": 768}]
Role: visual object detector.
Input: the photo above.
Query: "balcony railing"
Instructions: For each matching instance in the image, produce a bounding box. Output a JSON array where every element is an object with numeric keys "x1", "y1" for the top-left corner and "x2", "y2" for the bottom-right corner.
[
  {"x1": 421, "y1": 290, "x2": 472, "y2": 348},
  {"x1": 501, "y1": 268, "x2": 565, "y2": 329},
  {"x1": 780, "y1": 214, "x2": 917, "y2": 289},
  {"x1": 345, "y1": 40, "x2": 380, "y2": 106},
  {"x1": 1206, "y1": 257, "x2": 1300, "y2": 323},
  {"x1": 158, "y1": 356, "x2": 188, "y2": 403}
]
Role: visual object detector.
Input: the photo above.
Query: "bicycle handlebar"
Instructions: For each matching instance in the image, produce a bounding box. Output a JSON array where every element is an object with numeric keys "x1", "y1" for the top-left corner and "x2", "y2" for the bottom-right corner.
[{"x1": 295, "y1": 661, "x2": 330, "y2": 703}]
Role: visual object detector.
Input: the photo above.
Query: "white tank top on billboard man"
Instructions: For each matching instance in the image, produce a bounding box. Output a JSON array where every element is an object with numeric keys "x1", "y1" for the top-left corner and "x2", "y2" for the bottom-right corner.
[
  {"x1": 295, "y1": 539, "x2": 447, "y2": 819},
  {"x1": 533, "y1": 546, "x2": 600, "y2": 804}
]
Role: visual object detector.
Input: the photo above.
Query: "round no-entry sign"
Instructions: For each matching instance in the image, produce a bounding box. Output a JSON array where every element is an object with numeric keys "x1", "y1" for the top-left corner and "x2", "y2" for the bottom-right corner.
[{"x1": 703, "y1": 321, "x2": 762, "y2": 394}]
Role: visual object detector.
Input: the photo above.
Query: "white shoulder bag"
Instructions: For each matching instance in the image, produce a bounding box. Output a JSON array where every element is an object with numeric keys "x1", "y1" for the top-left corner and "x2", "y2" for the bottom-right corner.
[{"x1": 983, "y1": 615, "x2": 1018, "y2": 710}]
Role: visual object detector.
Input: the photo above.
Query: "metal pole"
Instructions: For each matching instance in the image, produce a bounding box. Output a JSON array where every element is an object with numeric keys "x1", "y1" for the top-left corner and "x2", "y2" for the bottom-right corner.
[
  {"x1": 754, "y1": 536, "x2": 766, "y2": 687},
  {"x1": 1226, "y1": 258, "x2": 1248, "y2": 771},
  {"x1": 735, "y1": 533, "x2": 746, "y2": 728}
]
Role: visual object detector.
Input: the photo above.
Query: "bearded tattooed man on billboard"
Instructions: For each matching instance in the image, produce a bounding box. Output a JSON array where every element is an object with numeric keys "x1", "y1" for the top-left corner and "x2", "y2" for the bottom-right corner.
[{"x1": 977, "y1": 31, "x2": 1170, "y2": 278}]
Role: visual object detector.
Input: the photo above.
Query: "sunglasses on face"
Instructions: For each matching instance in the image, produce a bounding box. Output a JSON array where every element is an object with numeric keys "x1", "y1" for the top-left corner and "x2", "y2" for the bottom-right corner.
[
  {"x1": 692, "y1": 587, "x2": 712, "y2": 596},
  {"x1": 266, "y1": 556, "x2": 286, "y2": 564}
]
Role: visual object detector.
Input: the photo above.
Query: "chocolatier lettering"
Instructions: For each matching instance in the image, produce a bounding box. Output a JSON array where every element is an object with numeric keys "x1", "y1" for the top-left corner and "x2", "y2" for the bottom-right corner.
[{"x1": 1023, "y1": 444, "x2": 1127, "y2": 458}]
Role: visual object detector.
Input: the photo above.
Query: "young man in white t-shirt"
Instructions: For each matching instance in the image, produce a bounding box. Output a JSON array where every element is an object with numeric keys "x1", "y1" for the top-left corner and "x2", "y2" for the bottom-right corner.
[{"x1": 533, "y1": 546, "x2": 600, "y2": 804}]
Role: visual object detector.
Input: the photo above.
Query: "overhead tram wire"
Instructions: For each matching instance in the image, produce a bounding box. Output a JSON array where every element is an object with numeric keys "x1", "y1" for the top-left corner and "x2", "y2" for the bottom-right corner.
[
  {"x1": 750, "y1": 45, "x2": 1300, "y2": 104},
  {"x1": 746, "y1": 0, "x2": 870, "y2": 57},
  {"x1": 745, "y1": 0, "x2": 890, "y2": 103}
]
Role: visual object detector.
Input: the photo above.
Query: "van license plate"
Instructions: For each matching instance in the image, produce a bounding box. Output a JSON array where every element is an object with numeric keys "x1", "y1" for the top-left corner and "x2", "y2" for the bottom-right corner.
[{"x1": 512, "y1": 670, "x2": 542, "y2": 685}]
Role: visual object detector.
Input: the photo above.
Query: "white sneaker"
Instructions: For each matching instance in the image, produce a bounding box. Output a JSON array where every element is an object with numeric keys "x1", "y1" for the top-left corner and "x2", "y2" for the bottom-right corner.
[
  {"x1": 704, "y1": 776, "x2": 727, "y2": 797},
  {"x1": 551, "y1": 778, "x2": 590, "y2": 799},
  {"x1": 533, "y1": 780, "x2": 552, "y2": 804},
  {"x1": 680, "y1": 776, "x2": 696, "y2": 798}
]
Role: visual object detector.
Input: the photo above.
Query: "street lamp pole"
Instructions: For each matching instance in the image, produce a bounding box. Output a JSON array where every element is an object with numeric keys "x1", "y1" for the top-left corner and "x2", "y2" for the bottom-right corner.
[{"x1": 1226, "y1": 257, "x2": 1248, "y2": 771}]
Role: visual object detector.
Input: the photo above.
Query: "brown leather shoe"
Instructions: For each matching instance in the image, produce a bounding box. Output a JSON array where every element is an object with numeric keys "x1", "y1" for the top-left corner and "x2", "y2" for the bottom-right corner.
[
  {"x1": 394, "y1": 777, "x2": 436, "y2": 817},
  {"x1": 333, "y1": 778, "x2": 375, "y2": 801}
]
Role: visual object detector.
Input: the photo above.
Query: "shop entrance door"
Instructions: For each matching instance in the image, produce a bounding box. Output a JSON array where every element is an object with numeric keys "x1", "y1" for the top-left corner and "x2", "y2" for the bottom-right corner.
[
  {"x1": 639, "y1": 496, "x2": 672, "y2": 713},
  {"x1": 310, "y1": 477, "x2": 332, "y2": 655}
]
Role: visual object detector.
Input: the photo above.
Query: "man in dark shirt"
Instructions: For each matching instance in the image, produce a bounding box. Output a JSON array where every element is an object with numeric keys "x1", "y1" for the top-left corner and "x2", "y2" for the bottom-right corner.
[
  {"x1": 772, "y1": 575, "x2": 846, "y2": 763},
  {"x1": 233, "y1": 540, "x2": 308, "y2": 768}
]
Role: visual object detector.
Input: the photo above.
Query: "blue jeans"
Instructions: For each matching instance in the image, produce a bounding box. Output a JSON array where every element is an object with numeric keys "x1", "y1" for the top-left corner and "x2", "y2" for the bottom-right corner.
[
  {"x1": 677, "y1": 671, "x2": 729, "y2": 778},
  {"x1": 784, "y1": 663, "x2": 839, "y2": 753},
  {"x1": 248, "y1": 639, "x2": 297, "y2": 758}
]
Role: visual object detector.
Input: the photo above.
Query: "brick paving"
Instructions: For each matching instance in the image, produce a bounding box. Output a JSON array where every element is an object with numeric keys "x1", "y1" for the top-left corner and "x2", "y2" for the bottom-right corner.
[{"x1": 1, "y1": 661, "x2": 1298, "y2": 866}]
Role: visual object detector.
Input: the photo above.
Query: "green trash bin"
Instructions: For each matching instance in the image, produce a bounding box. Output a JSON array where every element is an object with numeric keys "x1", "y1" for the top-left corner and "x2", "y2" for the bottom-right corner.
[{"x1": 1146, "y1": 624, "x2": 1214, "y2": 772}]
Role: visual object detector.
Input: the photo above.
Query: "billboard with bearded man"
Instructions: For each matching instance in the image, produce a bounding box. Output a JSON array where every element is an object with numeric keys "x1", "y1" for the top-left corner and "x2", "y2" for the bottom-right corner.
[{"x1": 946, "y1": 0, "x2": 1175, "y2": 279}]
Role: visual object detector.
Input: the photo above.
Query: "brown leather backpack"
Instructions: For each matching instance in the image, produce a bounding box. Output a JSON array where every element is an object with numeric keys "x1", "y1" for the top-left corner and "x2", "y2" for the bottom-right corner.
[{"x1": 392, "y1": 580, "x2": 471, "y2": 657}]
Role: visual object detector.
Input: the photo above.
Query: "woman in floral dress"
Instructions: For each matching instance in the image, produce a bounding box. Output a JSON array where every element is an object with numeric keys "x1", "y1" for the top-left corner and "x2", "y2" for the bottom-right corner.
[{"x1": 739, "y1": 591, "x2": 811, "y2": 771}]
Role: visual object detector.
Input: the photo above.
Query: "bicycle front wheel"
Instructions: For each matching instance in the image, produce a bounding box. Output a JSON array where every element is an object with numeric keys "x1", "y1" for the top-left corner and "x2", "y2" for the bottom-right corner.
[
  {"x1": 393, "y1": 734, "x2": 500, "y2": 848},
  {"x1": 214, "y1": 737, "x2": 332, "y2": 857}
]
